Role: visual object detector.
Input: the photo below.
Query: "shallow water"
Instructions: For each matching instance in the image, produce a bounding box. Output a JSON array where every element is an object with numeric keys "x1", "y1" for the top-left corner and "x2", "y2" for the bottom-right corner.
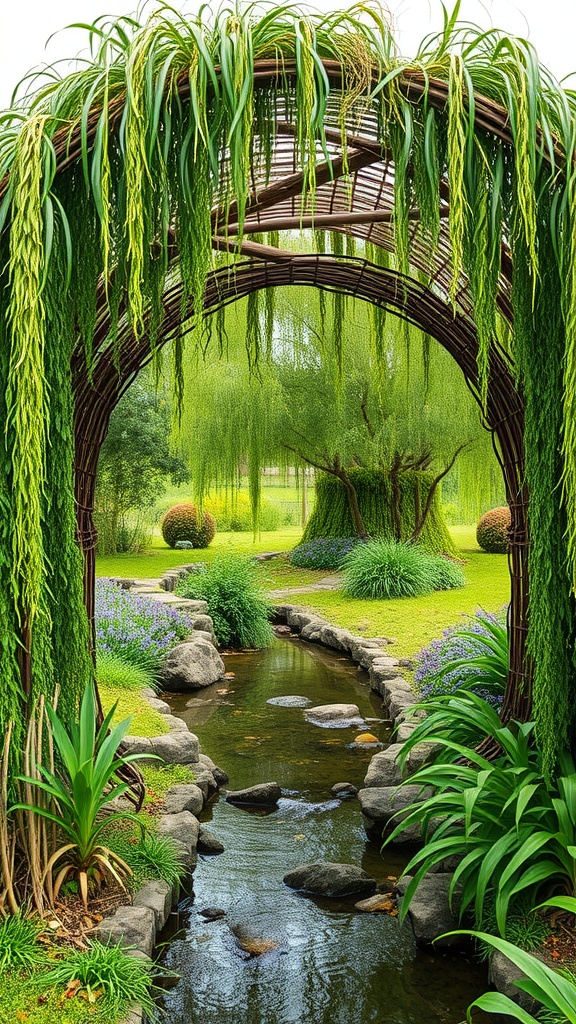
[{"x1": 161, "y1": 637, "x2": 489, "y2": 1024}]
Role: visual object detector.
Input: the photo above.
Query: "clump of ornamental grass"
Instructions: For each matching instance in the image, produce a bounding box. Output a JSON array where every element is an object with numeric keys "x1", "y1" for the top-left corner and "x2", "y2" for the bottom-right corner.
[
  {"x1": 96, "y1": 650, "x2": 155, "y2": 691},
  {"x1": 176, "y1": 553, "x2": 274, "y2": 648},
  {"x1": 341, "y1": 539, "x2": 465, "y2": 599},
  {"x1": 39, "y1": 940, "x2": 159, "y2": 1018},
  {"x1": 0, "y1": 913, "x2": 45, "y2": 972}
]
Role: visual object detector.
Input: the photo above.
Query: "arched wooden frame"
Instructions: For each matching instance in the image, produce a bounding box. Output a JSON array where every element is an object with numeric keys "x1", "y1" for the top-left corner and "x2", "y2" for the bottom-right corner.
[
  {"x1": 75, "y1": 254, "x2": 527, "y2": 723},
  {"x1": 60, "y1": 59, "x2": 529, "y2": 721}
]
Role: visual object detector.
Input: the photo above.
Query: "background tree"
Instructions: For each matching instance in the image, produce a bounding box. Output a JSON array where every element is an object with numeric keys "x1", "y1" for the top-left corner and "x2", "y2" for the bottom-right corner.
[
  {"x1": 175, "y1": 282, "x2": 503, "y2": 547},
  {"x1": 95, "y1": 376, "x2": 188, "y2": 554}
]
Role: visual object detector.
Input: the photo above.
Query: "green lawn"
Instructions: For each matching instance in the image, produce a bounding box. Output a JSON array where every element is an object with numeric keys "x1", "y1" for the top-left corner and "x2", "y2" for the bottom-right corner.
[{"x1": 97, "y1": 524, "x2": 511, "y2": 660}]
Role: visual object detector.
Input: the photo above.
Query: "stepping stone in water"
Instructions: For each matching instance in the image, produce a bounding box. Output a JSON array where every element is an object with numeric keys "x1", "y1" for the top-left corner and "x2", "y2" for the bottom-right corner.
[{"x1": 267, "y1": 695, "x2": 313, "y2": 708}]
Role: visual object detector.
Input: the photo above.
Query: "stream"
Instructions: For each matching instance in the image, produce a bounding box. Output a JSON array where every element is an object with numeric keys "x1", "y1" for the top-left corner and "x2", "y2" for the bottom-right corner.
[{"x1": 160, "y1": 636, "x2": 489, "y2": 1023}]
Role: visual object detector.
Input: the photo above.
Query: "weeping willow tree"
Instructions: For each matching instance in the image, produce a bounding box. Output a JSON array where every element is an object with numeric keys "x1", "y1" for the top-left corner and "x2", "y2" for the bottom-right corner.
[
  {"x1": 176, "y1": 284, "x2": 501, "y2": 556},
  {"x1": 1, "y1": 1, "x2": 576, "y2": 771}
]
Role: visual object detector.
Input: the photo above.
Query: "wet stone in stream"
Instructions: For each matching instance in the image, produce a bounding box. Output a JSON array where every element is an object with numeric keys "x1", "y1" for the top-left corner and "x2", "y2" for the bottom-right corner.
[{"x1": 266, "y1": 695, "x2": 313, "y2": 707}]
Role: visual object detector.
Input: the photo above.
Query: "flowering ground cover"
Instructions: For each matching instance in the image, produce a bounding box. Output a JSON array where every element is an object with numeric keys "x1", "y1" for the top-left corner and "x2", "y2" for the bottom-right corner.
[{"x1": 95, "y1": 579, "x2": 190, "y2": 673}]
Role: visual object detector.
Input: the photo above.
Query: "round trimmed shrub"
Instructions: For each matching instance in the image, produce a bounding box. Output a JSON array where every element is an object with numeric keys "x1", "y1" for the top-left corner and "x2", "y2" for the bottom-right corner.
[
  {"x1": 161, "y1": 502, "x2": 216, "y2": 549},
  {"x1": 476, "y1": 506, "x2": 511, "y2": 553},
  {"x1": 341, "y1": 539, "x2": 466, "y2": 600}
]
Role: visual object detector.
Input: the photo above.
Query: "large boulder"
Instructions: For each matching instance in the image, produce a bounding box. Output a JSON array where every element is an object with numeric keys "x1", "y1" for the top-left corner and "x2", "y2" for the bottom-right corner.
[
  {"x1": 150, "y1": 730, "x2": 200, "y2": 765},
  {"x1": 363, "y1": 745, "x2": 405, "y2": 788},
  {"x1": 284, "y1": 862, "x2": 377, "y2": 898},
  {"x1": 158, "y1": 636, "x2": 225, "y2": 691},
  {"x1": 96, "y1": 905, "x2": 156, "y2": 957},
  {"x1": 304, "y1": 704, "x2": 363, "y2": 727},
  {"x1": 163, "y1": 783, "x2": 204, "y2": 816},
  {"x1": 402, "y1": 873, "x2": 462, "y2": 948},
  {"x1": 358, "y1": 785, "x2": 430, "y2": 843},
  {"x1": 226, "y1": 782, "x2": 281, "y2": 806}
]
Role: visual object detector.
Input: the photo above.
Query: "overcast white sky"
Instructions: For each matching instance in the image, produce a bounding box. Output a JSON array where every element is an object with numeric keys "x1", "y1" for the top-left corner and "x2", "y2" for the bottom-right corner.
[{"x1": 0, "y1": 0, "x2": 575, "y2": 108}]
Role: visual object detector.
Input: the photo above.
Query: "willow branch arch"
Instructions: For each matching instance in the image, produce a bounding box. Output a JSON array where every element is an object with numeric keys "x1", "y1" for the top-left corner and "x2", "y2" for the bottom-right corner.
[{"x1": 8, "y1": 18, "x2": 574, "y2": 765}]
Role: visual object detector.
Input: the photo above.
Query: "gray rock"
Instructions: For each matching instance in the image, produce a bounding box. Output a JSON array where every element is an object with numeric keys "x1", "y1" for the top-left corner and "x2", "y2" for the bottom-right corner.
[
  {"x1": 267, "y1": 695, "x2": 313, "y2": 708},
  {"x1": 96, "y1": 905, "x2": 156, "y2": 957},
  {"x1": 300, "y1": 618, "x2": 326, "y2": 642},
  {"x1": 175, "y1": 540, "x2": 195, "y2": 549},
  {"x1": 284, "y1": 862, "x2": 377, "y2": 898},
  {"x1": 488, "y1": 951, "x2": 539, "y2": 1012},
  {"x1": 121, "y1": 736, "x2": 155, "y2": 759},
  {"x1": 162, "y1": 714, "x2": 190, "y2": 732},
  {"x1": 157, "y1": 811, "x2": 200, "y2": 869},
  {"x1": 405, "y1": 742, "x2": 440, "y2": 776},
  {"x1": 198, "y1": 753, "x2": 229, "y2": 785},
  {"x1": 190, "y1": 767, "x2": 218, "y2": 798},
  {"x1": 388, "y1": 692, "x2": 417, "y2": 720},
  {"x1": 287, "y1": 609, "x2": 314, "y2": 630},
  {"x1": 190, "y1": 614, "x2": 217, "y2": 643},
  {"x1": 363, "y1": 745, "x2": 405, "y2": 788},
  {"x1": 318, "y1": 624, "x2": 353, "y2": 652},
  {"x1": 330, "y1": 782, "x2": 358, "y2": 799},
  {"x1": 358, "y1": 785, "x2": 429, "y2": 843},
  {"x1": 158, "y1": 637, "x2": 225, "y2": 691},
  {"x1": 163, "y1": 783, "x2": 204, "y2": 816},
  {"x1": 146, "y1": 697, "x2": 171, "y2": 715},
  {"x1": 150, "y1": 730, "x2": 200, "y2": 765},
  {"x1": 198, "y1": 907, "x2": 226, "y2": 921},
  {"x1": 396, "y1": 722, "x2": 418, "y2": 743},
  {"x1": 349, "y1": 638, "x2": 387, "y2": 664},
  {"x1": 198, "y1": 828, "x2": 225, "y2": 854},
  {"x1": 405, "y1": 873, "x2": 462, "y2": 948},
  {"x1": 226, "y1": 782, "x2": 281, "y2": 806},
  {"x1": 305, "y1": 703, "x2": 362, "y2": 726},
  {"x1": 379, "y1": 676, "x2": 415, "y2": 699},
  {"x1": 132, "y1": 879, "x2": 172, "y2": 932}
]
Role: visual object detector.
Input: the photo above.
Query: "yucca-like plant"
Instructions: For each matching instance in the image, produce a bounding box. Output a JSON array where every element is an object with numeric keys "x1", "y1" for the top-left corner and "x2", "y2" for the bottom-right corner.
[{"x1": 12, "y1": 684, "x2": 154, "y2": 909}]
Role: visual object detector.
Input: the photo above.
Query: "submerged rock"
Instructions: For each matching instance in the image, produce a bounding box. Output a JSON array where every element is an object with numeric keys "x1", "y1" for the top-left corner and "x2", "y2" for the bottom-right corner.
[
  {"x1": 354, "y1": 894, "x2": 397, "y2": 913},
  {"x1": 226, "y1": 782, "x2": 282, "y2": 806},
  {"x1": 283, "y1": 862, "x2": 377, "y2": 898},
  {"x1": 198, "y1": 907, "x2": 226, "y2": 921},
  {"x1": 267, "y1": 695, "x2": 313, "y2": 708},
  {"x1": 354, "y1": 732, "x2": 379, "y2": 744}
]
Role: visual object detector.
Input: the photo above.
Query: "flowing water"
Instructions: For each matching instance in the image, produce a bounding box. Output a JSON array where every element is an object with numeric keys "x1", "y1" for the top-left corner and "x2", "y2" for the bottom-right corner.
[{"x1": 160, "y1": 637, "x2": 489, "y2": 1024}]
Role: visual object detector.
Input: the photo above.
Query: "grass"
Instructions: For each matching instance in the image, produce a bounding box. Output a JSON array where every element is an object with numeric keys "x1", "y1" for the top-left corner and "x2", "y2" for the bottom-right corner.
[
  {"x1": 96, "y1": 527, "x2": 303, "y2": 578},
  {"x1": 97, "y1": 524, "x2": 510, "y2": 660},
  {"x1": 0, "y1": 974, "x2": 119, "y2": 1024},
  {"x1": 98, "y1": 684, "x2": 169, "y2": 738}
]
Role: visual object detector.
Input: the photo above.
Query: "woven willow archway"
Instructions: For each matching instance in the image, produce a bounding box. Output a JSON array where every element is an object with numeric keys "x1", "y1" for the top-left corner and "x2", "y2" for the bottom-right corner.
[
  {"x1": 75, "y1": 252, "x2": 527, "y2": 727},
  {"x1": 2, "y1": 7, "x2": 575, "y2": 771}
]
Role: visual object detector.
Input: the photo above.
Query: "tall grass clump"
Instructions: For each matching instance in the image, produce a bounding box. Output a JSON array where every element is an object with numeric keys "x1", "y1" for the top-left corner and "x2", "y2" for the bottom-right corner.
[
  {"x1": 96, "y1": 650, "x2": 155, "y2": 691},
  {"x1": 341, "y1": 540, "x2": 465, "y2": 599},
  {"x1": 40, "y1": 940, "x2": 158, "y2": 1018},
  {"x1": 176, "y1": 554, "x2": 273, "y2": 648},
  {"x1": 0, "y1": 913, "x2": 45, "y2": 972}
]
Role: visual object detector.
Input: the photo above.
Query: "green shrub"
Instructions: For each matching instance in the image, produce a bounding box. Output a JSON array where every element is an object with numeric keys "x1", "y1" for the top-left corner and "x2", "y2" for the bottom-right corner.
[
  {"x1": 161, "y1": 502, "x2": 216, "y2": 548},
  {"x1": 341, "y1": 539, "x2": 465, "y2": 599},
  {"x1": 476, "y1": 506, "x2": 511, "y2": 553},
  {"x1": 176, "y1": 554, "x2": 274, "y2": 648},
  {"x1": 0, "y1": 913, "x2": 45, "y2": 972},
  {"x1": 109, "y1": 831, "x2": 185, "y2": 889},
  {"x1": 96, "y1": 651, "x2": 155, "y2": 691},
  {"x1": 387, "y1": 694, "x2": 576, "y2": 935},
  {"x1": 40, "y1": 940, "x2": 158, "y2": 1017}
]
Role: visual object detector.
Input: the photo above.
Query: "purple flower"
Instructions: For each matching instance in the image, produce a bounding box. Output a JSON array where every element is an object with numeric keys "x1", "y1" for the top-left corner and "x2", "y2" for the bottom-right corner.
[{"x1": 95, "y1": 579, "x2": 190, "y2": 673}]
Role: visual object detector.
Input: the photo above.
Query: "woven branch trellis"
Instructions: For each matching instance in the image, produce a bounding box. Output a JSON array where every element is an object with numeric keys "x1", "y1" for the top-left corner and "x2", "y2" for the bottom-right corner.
[{"x1": 1, "y1": 5, "x2": 575, "y2": 771}]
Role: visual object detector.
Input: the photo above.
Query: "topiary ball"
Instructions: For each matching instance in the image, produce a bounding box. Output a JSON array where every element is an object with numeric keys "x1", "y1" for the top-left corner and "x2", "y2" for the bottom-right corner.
[
  {"x1": 161, "y1": 503, "x2": 216, "y2": 549},
  {"x1": 476, "y1": 506, "x2": 511, "y2": 553}
]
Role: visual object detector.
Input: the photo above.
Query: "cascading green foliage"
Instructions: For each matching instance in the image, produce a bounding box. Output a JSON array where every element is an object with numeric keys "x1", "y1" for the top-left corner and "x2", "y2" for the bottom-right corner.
[
  {"x1": 302, "y1": 468, "x2": 459, "y2": 558},
  {"x1": 1, "y1": 1, "x2": 576, "y2": 770}
]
